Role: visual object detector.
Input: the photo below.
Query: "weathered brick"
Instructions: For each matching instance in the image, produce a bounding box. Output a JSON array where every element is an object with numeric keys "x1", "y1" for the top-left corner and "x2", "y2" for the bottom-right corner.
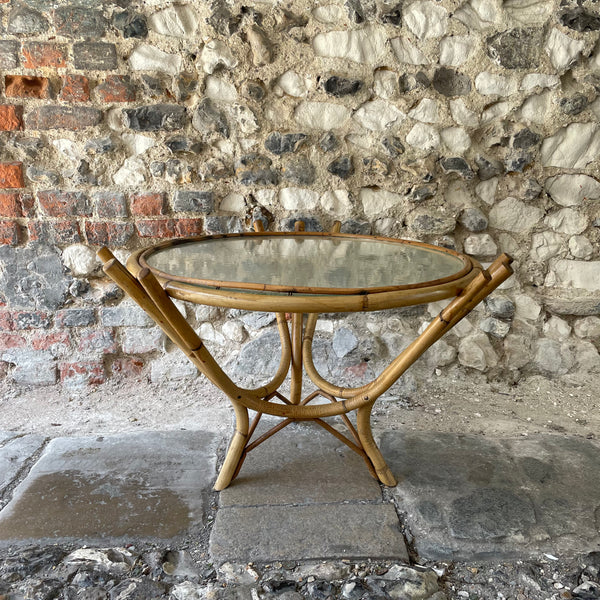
[
  {"x1": 121, "y1": 327, "x2": 163, "y2": 354},
  {"x1": 22, "y1": 42, "x2": 67, "y2": 69},
  {"x1": 0, "y1": 191, "x2": 33, "y2": 217},
  {"x1": 55, "y1": 308, "x2": 96, "y2": 328},
  {"x1": 31, "y1": 331, "x2": 71, "y2": 354},
  {"x1": 59, "y1": 74, "x2": 91, "y2": 103},
  {"x1": 0, "y1": 105, "x2": 24, "y2": 131},
  {"x1": 13, "y1": 311, "x2": 52, "y2": 330},
  {"x1": 38, "y1": 190, "x2": 91, "y2": 217},
  {"x1": 73, "y1": 42, "x2": 118, "y2": 70},
  {"x1": 0, "y1": 195, "x2": 20, "y2": 218},
  {"x1": 0, "y1": 163, "x2": 24, "y2": 189},
  {"x1": 95, "y1": 75, "x2": 136, "y2": 102},
  {"x1": 124, "y1": 104, "x2": 188, "y2": 131},
  {"x1": 26, "y1": 106, "x2": 103, "y2": 130},
  {"x1": 78, "y1": 329, "x2": 117, "y2": 354},
  {"x1": 0, "y1": 41, "x2": 19, "y2": 68},
  {"x1": 172, "y1": 190, "x2": 214, "y2": 213},
  {"x1": 111, "y1": 357, "x2": 144, "y2": 378},
  {"x1": 0, "y1": 333, "x2": 26, "y2": 349},
  {"x1": 175, "y1": 218, "x2": 204, "y2": 237},
  {"x1": 130, "y1": 192, "x2": 165, "y2": 216},
  {"x1": 0, "y1": 311, "x2": 14, "y2": 331},
  {"x1": 84, "y1": 221, "x2": 134, "y2": 246},
  {"x1": 93, "y1": 191, "x2": 127, "y2": 218},
  {"x1": 5, "y1": 75, "x2": 51, "y2": 99},
  {"x1": 100, "y1": 304, "x2": 152, "y2": 327},
  {"x1": 28, "y1": 220, "x2": 82, "y2": 245},
  {"x1": 0, "y1": 222, "x2": 21, "y2": 246},
  {"x1": 7, "y1": 5, "x2": 49, "y2": 34},
  {"x1": 54, "y1": 7, "x2": 108, "y2": 39},
  {"x1": 60, "y1": 361, "x2": 105, "y2": 387},
  {"x1": 135, "y1": 219, "x2": 176, "y2": 238},
  {"x1": 3, "y1": 349, "x2": 57, "y2": 386}
]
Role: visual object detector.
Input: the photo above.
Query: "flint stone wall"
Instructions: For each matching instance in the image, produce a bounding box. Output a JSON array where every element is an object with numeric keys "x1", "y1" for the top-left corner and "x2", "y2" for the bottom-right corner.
[{"x1": 1, "y1": 0, "x2": 599, "y2": 388}]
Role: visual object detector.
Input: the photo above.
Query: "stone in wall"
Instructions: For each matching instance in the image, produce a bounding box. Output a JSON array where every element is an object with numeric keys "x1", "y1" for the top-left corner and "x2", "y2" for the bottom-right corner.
[
  {"x1": 545, "y1": 174, "x2": 600, "y2": 207},
  {"x1": 312, "y1": 25, "x2": 388, "y2": 64},
  {"x1": 547, "y1": 261, "x2": 600, "y2": 292},
  {"x1": 0, "y1": 245, "x2": 72, "y2": 310}
]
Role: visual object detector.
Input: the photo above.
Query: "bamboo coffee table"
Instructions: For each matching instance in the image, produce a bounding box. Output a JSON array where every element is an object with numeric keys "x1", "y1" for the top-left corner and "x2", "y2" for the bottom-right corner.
[{"x1": 98, "y1": 221, "x2": 512, "y2": 491}]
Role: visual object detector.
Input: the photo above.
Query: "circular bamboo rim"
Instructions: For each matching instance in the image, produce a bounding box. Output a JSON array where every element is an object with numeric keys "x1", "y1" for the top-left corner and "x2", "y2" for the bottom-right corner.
[{"x1": 129, "y1": 232, "x2": 481, "y2": 312}]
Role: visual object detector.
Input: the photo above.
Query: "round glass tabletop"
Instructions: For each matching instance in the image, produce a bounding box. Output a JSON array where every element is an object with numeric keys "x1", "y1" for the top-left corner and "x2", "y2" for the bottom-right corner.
[{"x1": 141, "y1": 234, "x2": 472, "y2": 295}]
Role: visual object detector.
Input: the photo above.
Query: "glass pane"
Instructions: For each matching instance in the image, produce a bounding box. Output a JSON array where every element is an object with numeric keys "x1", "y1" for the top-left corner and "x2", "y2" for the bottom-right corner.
[{"x1": 146, "y1": 236, "x2": 466, "y2": 290}]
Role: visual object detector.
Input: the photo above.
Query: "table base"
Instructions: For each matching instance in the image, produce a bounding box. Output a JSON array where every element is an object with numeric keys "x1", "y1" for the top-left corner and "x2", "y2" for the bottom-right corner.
[{"x1": 98, "y1": 244, "x2": 512, "y2": 491}]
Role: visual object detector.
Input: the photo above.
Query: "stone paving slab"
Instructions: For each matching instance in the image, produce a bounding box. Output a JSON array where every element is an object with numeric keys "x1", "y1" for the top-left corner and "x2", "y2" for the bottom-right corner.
[
  {"x1": 381, "y1": 430, "x2": 600, "y2": 561},
  {"x1": 0, "y1": 433, "x2": 46, "y2": 498},
  {"x1": 0, "y1": 430, "x2": 218, "y2": 545},
  {"x1": 212, "y1": 421, "x2": 408, "y2": 563},
  {"x1": 210, "y1": 503, "x2": 408, "y2": 563},
  {"x1": 220, "y1": 421, "x2": 382, "y2": 506}
]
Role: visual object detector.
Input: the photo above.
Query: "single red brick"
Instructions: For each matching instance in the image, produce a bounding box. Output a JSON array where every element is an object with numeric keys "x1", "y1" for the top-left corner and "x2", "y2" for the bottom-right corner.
[
  {"x1": 0, "y1": 163, "x2": 24, "y2": 189},
  {"x1": 38, "y1": 190, "x2": 90, "y2": 217},
  {"x1": 22, "y1": 42, "x2": 67, "y2": 69},
  {"x1": 174, "y1": 218, "x2": 204, "y2": 237},
  {"x1": 130, "y1": 193, "x2": 165, "y2": 216},
  {"x1": 95, "y1": 75, "x2": 136, "y2": 102},
  {"x1": 60, "y1": 361, "x2": 106, "y2": 386},
  {"x1": 0, "y1": 333, "x2": 26, "y2": 349},
  {"x1": 0, "y1": 192, "x2": 22, "y2": 217},
  {"x1": 28, "y1": 220, "x2": 82, "y2": 245},
  {"x1": 0, "y1": 221, "x2": 21, "y2": 245},
  {"x1": 31, "y1": 331, "x2": 71, "y2": 352},
  {"x1": 59, "y1": 74, "x2": 91, "y2": 103},
  {"x1": 135, "y1": 219, "x2": 176, "y2": 238},
  {"x1": 0, "y1": 311, "x2": 14, "y2": 331},
  {"x1": 0, "y1": 192, "x2": 34, "y2": 217},
  {"x1": 5, "y1": 75, "x2": 51, "y2": 99},
  {"x1": 0, "y1": 105, "x2": 23, "y2": 131},
  {"x1": 111, "y1": 358, "x2": 144, "y2": 379},
  {"x1": 85, "y1": 221, "x2": 134, "y2": 246}
]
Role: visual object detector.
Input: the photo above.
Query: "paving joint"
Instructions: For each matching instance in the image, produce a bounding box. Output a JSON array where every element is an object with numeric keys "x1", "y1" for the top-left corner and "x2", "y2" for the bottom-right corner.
[
  {"x1": 381, "y1": 483, "x2": 421, "y2": 564},
  {"x1": 0, "y1": 435, "x2": 50, "y2": 511}
]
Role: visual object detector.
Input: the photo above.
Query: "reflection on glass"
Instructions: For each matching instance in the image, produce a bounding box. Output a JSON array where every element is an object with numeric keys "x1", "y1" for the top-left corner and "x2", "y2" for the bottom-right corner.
[{"x1": 146, "y1": 236, "x2": 466, "y2": 290}]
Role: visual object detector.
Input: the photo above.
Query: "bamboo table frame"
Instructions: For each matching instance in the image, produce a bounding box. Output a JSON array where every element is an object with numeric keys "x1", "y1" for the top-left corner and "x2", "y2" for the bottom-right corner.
[{"x1": 98, "y1": 221, "x2": 513, "y2": 491}]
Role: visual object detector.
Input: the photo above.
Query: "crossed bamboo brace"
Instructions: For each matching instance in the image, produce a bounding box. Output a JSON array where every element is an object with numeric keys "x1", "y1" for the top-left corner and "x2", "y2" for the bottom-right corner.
[{"x1": 98, "y1": 221, "x2": 513, "y2": 490}]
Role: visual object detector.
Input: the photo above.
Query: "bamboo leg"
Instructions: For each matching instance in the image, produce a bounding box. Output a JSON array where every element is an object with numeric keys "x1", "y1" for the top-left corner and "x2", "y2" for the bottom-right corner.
[
  {"x1": 356, "y1": 401, "x2": 397, "y2": 486},
  {"x1": 214, "y1": 401, "x2": 250, "y2": 491},
  {"x1": 289, "y1": 313, "x2": 304, "y2": 404}
]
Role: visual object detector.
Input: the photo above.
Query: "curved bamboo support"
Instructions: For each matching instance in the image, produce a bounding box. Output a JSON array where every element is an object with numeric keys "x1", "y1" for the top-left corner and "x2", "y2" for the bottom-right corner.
[
  {"x1": 356, "y1": 401, "x2": 397, "y2": 486},
  {"x1": 303, "y1": 313, "x2": 375, "y2": 399},
  {"x1": 214, "y1": 400, "x2": 249, "y2": 491}
]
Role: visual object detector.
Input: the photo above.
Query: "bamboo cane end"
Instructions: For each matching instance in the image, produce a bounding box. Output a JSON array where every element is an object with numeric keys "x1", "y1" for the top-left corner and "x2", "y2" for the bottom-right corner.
[{"x1": 97, "y1": 246, "x2": 115, "y2": 264}]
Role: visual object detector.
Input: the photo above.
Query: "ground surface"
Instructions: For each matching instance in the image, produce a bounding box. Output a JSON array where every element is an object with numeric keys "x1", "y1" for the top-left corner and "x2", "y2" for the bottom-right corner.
[
  {"x1": 0, "y1": 371, "x2": 598, "y2": 600},
  {"x1": 0, "y1": 371, "x2": 597, "y2": 441}
]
